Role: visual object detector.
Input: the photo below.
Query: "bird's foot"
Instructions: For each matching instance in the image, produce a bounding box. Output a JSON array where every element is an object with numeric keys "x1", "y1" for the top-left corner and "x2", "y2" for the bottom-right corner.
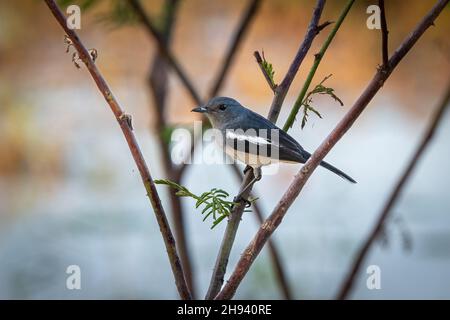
[
  {"x1": 243, "y1": 165, "x2": 252, "y2": 175},
  {"x1": 233, "y1": 195, "x2": 251, "y2": 208}
]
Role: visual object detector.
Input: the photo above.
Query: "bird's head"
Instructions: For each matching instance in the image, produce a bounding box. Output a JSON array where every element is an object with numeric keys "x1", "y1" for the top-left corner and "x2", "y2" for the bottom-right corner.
[{"x1": 191, "y1": 97, "x2": 244, "y2": 129}]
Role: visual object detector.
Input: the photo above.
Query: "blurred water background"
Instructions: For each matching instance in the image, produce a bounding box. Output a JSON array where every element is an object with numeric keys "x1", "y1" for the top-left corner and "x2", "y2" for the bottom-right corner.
[{"x1": 0, "y1": 0, "x2": 449, "y2": 299}]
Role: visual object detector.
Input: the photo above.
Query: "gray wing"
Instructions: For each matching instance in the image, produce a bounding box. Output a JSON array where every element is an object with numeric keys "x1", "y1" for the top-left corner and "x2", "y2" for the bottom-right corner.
[
  {"x1": 227, "y1": 108, "x2": 309, "y2": 163},
  {"x1": 225, "y1": 107, "x2": 356, "y2": 182}
]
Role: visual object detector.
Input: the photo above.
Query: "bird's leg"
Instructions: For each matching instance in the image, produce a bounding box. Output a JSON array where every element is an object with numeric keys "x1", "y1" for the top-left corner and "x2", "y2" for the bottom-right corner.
[
  {"x1": 233, "y1": 167, "x2": 262, "y2": 207},
  {"x1": 253, "y1": 166, "x2": 262, "y2": 181}
]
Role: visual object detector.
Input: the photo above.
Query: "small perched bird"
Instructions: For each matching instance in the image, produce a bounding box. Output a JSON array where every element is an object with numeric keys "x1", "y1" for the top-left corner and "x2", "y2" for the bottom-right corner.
[{"x1": 192, "y1": 97, "x2": 356, "y2": 199}]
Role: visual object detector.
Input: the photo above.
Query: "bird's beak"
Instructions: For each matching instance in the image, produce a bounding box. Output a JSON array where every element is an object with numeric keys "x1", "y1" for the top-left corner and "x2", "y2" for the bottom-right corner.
[{"x1": 191, "y1": 106, "x2": 207, "y2": 113}]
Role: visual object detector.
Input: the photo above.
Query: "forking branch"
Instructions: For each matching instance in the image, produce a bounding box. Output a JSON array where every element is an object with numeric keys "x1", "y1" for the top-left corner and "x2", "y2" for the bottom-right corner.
[
  {"x1": 43, "y1": 0, "x2": 192, "y2": 299},
  {"x1": 216, "y1": 0, "x2": 449, "y2": 299},
  {"x1": 127, "y1": 0, "x2": 293, "y2": 299},
  {"x1": 283, "y1": 0, "x2": 355, "y2": 131},
  {"x1": 205, "y1": 0, "x2": 332, "y2": 300}
]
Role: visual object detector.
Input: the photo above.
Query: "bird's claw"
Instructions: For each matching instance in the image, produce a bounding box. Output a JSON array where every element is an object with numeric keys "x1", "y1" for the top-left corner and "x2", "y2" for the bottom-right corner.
[
  {"x1": 243, "y1": 165, "x2": 252, "y2": 175},
  {"x1": 233, "y1": 195, "x2": 251, "y2": 208}
]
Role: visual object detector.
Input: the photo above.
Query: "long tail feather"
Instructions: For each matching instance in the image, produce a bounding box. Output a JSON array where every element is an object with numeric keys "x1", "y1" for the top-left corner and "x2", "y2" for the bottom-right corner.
[
  {"x1": 319, "y1": 160, "x2": 356, "y2": 183},
  {"x1": 299, "y1": 150, "x2": 356, "y2": 183}
]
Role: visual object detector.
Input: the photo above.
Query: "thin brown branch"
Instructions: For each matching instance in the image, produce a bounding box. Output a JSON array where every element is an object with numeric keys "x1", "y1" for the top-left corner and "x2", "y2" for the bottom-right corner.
[
  {"x1": 206, "y1": 0, "x2": 327, "y2": 300},
  {"x1": 337, "y1": 82, "x2": 450, "y2": 300},
  {"x1": 205, "y1": 175, "x2": 251, "y2": 300},
  {"x1": 209, "y1": 0, "x2": 262, "y2": 97},
  {"x1": 128, "y1": 0, "x2": 202, "y2": 105},
  {"x1": 147, "y1": 0, "x2": 197, "y2": 298},
  {"x1": 379, "y1": 0, "x2": 389, "y2": 67},
  {"x1": 216, "y1": 0, "x2": 449, "y2": 300},
  {"x1": 229, "y1": 165, "x2": 293, "y2": 299},
  {"x1": 43, "y1": 0, "x2": 192, "y2": 300},
  {"x1": 254, "y1": 51, "x2": 277, "y2": 93},
  {"x1": 268, "y1": 0, "x2": 327, "y2": 123}
]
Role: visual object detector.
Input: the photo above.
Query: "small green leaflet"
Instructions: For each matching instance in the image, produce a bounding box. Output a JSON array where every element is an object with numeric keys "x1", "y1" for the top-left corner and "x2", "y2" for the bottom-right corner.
[
  {"x1": 155, "y1": 179, "x2": 249, "y2": 229},
  {"x1": 261, "y1": 51, "x2": 276, "y2": 88},
  {"x1": 301, "y1": 74, "x2": 344, "y2": 129}
]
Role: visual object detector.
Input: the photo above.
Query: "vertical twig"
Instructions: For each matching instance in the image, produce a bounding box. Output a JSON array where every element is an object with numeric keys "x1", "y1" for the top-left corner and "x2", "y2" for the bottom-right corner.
[
  {"x1": 229, "y1": 165, "x2": 293, "y2": 299},
  {"x1": 146, "y1": 0, "x2": 197, "y2": 298},
  {"x1": 208, "y1": 0, "x2": 262, "y2": 97},
  {"x1": 379, "y1": 0, "x2": 389, "y2": 68},
  {"x1": 205, "y1": 0, "x2": 328, "y2": 300},
  {"x1": 283, "y1": 0, "x2": 355, "y2": 131},
  {"x1": 216, "y1": 0, "x2": 449, "y2": 299},
  {"x1": 337, "y1": 83, "x2": 450, "y2": 300},
  {"x1": 43, "y1": 0, "x2": 192, "y2": 299},
  {"x1": 128, "y1": 0, "x2": 202, "y2": 105}
]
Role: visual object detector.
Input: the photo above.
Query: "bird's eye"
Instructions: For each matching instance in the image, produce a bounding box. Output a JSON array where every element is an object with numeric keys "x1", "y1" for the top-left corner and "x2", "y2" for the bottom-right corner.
[{"x1": 218, "y1": 104, "x2": 227, "y2": 111}]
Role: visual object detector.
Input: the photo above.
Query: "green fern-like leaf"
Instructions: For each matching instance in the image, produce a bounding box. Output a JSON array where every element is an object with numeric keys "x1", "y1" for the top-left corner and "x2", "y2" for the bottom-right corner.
[
  {"x1": 300, "y1": 74, "x2": 343, "y2": 129},
  {"x1": 155, "y1": 179, "x2": 244, "y2": 229},
  {"x1": 261, "y1": 52, "x2": 276, "y2": 88}
]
